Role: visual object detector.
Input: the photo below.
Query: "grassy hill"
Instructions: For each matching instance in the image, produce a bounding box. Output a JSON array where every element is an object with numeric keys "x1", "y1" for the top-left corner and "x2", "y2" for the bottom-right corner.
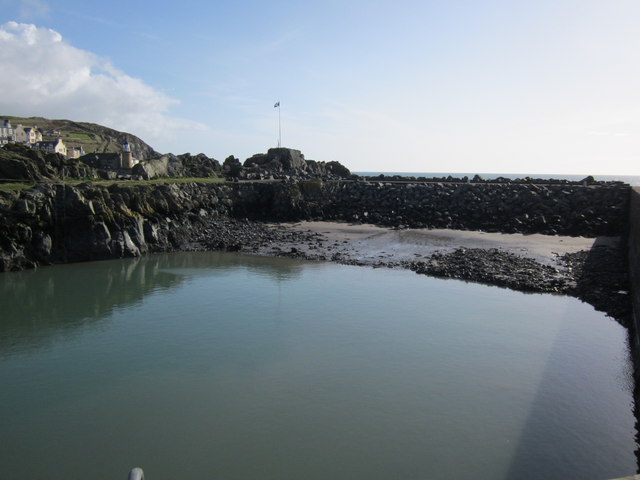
[{"x1": 2, "y1": 116, "x2": 160, "y2": 160}]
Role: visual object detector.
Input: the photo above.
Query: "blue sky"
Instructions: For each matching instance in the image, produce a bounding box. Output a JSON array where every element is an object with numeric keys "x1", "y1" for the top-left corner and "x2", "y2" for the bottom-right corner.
[{"x1": 0, "y1": 0, "x2": 638, "y2": 175}]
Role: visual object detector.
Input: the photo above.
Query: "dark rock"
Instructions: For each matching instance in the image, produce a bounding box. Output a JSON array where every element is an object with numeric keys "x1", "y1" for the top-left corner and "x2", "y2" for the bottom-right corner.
[
  {"x1": 0, "y1": 143, "x2": 99, "y2": 181},
  {"x1": 241, "y1": 148, "x2": 350, "y2": 180},
  {"x1": 134, "y1": 153, "x2": 221, "y2": 179},
  {"x1": 244, "y1": 148, "x2": 306, "y2": 171},
  {"x1": 222, "y1": 155, "x2": 242, "y2": 178},
  {"x1": 581, "y1": 175, "x2": 596, "y2": 185}
]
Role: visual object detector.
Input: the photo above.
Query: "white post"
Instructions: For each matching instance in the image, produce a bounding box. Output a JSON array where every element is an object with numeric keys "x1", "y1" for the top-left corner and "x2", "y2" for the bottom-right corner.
[
  {"x1": 128, "y1": 467, "x2": 144, "y2": 480},
  {"x1": 274, "y1": 100, "x2": 281, "y2": 147},
  {"x1": 278, "y1": 104, "x2": 281, "y2": 147}
]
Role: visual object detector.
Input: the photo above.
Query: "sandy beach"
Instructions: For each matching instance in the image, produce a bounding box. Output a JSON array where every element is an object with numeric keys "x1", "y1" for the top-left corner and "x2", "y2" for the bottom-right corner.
[{"x1": 259, "y1": 221, "x2": 618, "y2": 268}]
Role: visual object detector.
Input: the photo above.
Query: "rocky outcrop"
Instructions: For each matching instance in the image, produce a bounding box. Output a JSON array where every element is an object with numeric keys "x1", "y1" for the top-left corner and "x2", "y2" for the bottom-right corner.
[
  {"x1": 222, "y1": 155, "x2": 242, "y2": 177},
  {"x1": 241, "y1": 148, "x2": 352, "y2": 180},
  {"x1": 245, "y1": 148, "x2": 307, "y2": 171},
  {"x1": 0, "y1": 181, "x2": 315, "y2": 271},
  {"x1": 0, "y1": 143, "x2": 100, "y2": 181},
  {"x1": 133, "y1": 153, "x2": 222, "y2": 179}
]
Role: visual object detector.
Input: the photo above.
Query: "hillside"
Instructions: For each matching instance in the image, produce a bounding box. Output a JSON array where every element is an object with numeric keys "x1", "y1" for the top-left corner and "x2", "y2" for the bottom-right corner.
[{"x1": 2, "y1": 116, "x2": 160, "y2": 160}]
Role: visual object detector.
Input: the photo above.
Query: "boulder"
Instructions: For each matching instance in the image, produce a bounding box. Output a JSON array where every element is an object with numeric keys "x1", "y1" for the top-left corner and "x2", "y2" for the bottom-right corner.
[
  {"x1": 244, "y1": 148, "x2": 306, "y2": 172},
  {"x1": 241, "y1": 148, "x2": 351, "y2": 179},
  {"x1": 223, "y1": 155, "x2": 242, "y2": 177},
  {"x1": 133, "y1": 153, "x2": 221, "y2": 179}
]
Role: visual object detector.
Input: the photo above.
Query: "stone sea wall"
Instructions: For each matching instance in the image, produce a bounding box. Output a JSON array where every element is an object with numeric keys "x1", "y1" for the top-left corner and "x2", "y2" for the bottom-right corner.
[
  {"x1": 0, "y1": 179, "x2": 631, "y2": 272},
  {"x1": 297, "y1": 180, "x2": 629, "y2": 236},
  {"x1": 625, "y1": 190, "x2": 640, "y2": 471},
  {"x1": 627, "y1": 188, "x2": 640, "y2": 358}
]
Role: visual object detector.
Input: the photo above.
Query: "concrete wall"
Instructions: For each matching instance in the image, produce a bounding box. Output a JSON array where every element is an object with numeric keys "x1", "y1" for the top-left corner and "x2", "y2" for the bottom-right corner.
[
  {"x1": 628, "y1": 188, "x2": 640, "y2": 350},
  {"x1": 626, "y1": 188, "x2": 640, "y2": 478}
]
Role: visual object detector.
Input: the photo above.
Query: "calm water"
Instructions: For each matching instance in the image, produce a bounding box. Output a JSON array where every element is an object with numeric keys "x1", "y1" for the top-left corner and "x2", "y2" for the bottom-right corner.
[{"x1": 0, "y1": 252, "x2": 636, "y2": 480}]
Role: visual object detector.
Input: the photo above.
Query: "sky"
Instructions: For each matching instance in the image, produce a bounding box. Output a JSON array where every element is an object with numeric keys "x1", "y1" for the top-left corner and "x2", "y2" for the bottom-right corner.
[{"x1": 0, "y1": 0, "x2": 638, "y2": 175}]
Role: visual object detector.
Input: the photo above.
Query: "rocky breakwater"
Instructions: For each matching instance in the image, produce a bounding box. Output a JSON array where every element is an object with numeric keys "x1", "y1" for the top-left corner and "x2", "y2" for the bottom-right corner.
[
  {"x1": 311, "y1": 180, "x2": 629, "y2": 236},
  {"x1": 132, "y1": 152, "x2": 223, "y2": 180}
]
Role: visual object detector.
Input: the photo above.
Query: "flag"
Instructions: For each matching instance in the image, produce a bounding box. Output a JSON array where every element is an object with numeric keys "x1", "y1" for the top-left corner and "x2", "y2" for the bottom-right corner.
[{"x1": 274, "y1": 101, "x2": 280, "y2": 108}]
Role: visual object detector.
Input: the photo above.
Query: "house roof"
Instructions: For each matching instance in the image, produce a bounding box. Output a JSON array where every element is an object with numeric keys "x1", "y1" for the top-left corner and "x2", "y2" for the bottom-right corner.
[{"x1": 36, "y1": 140, "x2": 61, "y2": 147}]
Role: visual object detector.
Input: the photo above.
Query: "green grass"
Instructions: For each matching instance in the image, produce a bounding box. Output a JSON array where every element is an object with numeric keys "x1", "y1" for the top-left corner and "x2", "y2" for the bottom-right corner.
[
  {"x1": 0, "y1": 177, "x2": 227, "y2": 192},
  {"x1": 83, "y1": 177, "x2": 226, "y2": 187},
  {"x1": 65, "y1": 133, "x2": 93, "y2": 141},
  {"x1": 0, "y1": 182, "x2": 35, "y2": 191}
]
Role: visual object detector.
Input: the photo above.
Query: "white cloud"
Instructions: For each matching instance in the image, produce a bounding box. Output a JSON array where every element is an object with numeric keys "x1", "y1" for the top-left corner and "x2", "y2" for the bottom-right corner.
[{"x1": 0, "y1": 21, "x2": 206, "y2": 152}]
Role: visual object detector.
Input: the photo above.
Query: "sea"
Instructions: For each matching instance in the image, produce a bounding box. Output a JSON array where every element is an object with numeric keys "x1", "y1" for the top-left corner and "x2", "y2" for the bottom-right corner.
[
  {"x1": 355, "y1": 172, "x2": 640, "y2": 186},
  {"x1": 0, "y1": 251, "x2": 636, "y2": 480}
]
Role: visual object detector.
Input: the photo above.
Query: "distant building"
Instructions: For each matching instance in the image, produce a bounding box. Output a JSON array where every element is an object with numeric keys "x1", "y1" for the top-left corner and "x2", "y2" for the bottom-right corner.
[
  {"x1": 0, "y1": 119, "x2": 15, "y2": 144},
  {"x1": 78, "y1": 140, "x2": 138, "y2": 170},
  {"x1": 14, "y1": 125, "x2": 43, "y2": 144},
  {"x1": 35, "y1": 138, "x2": 67, "y2": 156},
  {"x1": 67, "y1": 146, "x2": 86, "y2": 159},
  {"x1": 121, "y1": 140, "x2": 134, "y2": 169}
]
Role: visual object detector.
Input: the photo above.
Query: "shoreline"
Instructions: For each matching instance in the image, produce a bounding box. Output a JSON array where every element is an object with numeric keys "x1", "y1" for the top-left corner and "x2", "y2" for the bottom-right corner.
[
  {"x1": 242, "y1": 221, "x2": 630, "y2": 324},
  {"x1": 258, "y1": 221, "x2": 607, "y2": 266}
]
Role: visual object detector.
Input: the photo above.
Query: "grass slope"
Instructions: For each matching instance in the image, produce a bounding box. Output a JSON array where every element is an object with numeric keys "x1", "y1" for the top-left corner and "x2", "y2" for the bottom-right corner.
[{"x1": 1, "y1": 116, "x2": 160, "y2": 160}]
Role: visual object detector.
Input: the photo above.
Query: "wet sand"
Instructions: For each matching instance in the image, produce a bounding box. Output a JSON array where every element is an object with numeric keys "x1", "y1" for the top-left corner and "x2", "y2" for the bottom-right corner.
[{"x1": 259, "y1": 221, "x2": 618, "y2": 268}]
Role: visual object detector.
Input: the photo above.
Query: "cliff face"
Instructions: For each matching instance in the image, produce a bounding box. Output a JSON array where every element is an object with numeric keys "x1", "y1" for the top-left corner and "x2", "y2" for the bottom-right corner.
[
  {"x1": 0, "y1": 181, "x2": 300, "y2": 271},
  {"x1": 0, "y1": 179, "x2": 630, "y2": 272}
]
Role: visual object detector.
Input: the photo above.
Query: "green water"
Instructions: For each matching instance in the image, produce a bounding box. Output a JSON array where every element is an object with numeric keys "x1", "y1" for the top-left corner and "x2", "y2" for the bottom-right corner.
[{"x1": 0, "y1": 252, "x2": 636, "y2": 480}]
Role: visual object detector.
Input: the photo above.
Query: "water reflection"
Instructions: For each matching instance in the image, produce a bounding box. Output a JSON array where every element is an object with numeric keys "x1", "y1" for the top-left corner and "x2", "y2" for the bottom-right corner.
[
  {"x1": 0, "y1": 252, "x2": 308, "y2": 353},
  {"x1": 155, "y1": 250, "x2": 307, "y2": 282},
  {"x1": 505, "y1": 303, "x2": 635, "y2": 479},
  {"x1": 0, "y1": 253, "x2": 635, "y2": 480}
]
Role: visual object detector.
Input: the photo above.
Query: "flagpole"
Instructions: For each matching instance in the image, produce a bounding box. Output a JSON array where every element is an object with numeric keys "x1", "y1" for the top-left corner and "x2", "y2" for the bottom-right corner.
[{"x1": 274, "y1": 100, "x2": 282, "y2": 147}]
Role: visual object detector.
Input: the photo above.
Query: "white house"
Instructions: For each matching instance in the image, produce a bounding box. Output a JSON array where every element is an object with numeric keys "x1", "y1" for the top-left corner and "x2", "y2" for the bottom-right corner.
[
  {"x1": 0, "y1": 119, "x2": 15, "y2": 144},
  {"x1": 66, "y1": 146, "x2": 86, "y2": 159},
  {"x1": 35, "y1": 138, "x2": 67, "y2": 156},
  {"x1": 14, "y1": 125, "x2": 43, "y2": 144}
]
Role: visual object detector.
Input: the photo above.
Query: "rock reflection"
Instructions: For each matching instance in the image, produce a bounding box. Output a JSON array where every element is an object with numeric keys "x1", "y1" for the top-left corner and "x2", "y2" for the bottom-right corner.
[{"x1": 0, "y1": 251, "x2": 308, "y2": 353}]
